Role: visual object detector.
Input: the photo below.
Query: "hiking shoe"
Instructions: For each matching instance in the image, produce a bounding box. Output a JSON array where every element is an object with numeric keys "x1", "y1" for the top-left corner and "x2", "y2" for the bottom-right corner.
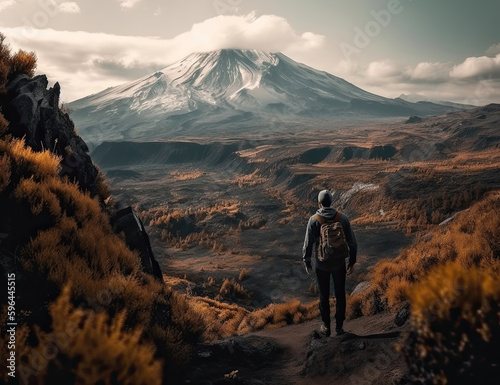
[
  {"x1": 319, "y1": 324, "x2": 331, "y2": 337},
  {"x1": 335, "y1": 327, "x2": 345, "y2": 336}
]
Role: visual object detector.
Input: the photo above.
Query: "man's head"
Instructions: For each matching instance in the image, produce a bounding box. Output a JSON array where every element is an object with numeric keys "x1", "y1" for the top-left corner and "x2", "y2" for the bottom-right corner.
[{"x1": 318, "y1": 190, "x2": 333, "y2": 207}]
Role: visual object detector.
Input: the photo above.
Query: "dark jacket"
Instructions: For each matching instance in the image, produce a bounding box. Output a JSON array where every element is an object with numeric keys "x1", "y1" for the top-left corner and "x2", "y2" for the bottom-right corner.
[{"x1": 302, "y1": 207, "x2": 357, "y2": 272}]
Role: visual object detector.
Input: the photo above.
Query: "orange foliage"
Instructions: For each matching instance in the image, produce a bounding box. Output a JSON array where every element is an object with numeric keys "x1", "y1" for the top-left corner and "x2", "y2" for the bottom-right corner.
[
  {"x1": 0, "y1": 112, "x2": 8, "y2": 136},
  {"x1": 0, "y1": 33, "x2": 37, "y2": 94},
  {"x1": 6, "y1": 286, "x2": 162, "y2": 385},
  {"x1": 348, "y1": 192, "x2": 500, "y2": 318},
  {"x1": 1, "y1": 138, "x2": 61, "y2": 178},
  {"x1": 404, "y1": 262, "x2": 500, "y2": 384},
  {"x1": 0, "y1": 152, "x2": 10, "y2": 191},
  {"x1": 216, "y1": 278, "x2": 252, "y2": 301},
  {"x1": 9, "y1": 49, "x2": 37, "y2": 78},
  {"x1": 0, "y1": 133, "x2": 207, "y2": 382}
]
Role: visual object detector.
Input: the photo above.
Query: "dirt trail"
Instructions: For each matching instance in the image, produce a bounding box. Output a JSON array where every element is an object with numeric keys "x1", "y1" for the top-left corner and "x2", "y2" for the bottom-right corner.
[
  {"x1": 248, "y1": 311, "x2": 410, "y2": 385},
  {"x1": 189, "y1": 311, "x2": 410, "y2": 384}
]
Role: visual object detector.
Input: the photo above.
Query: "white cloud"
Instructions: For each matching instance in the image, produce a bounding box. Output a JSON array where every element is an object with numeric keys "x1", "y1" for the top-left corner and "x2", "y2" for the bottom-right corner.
[
  {"x1": 450, "y1": 54, "x2": 500, "y2": 79},
  {"x1": 2, "y1": 14, "x2": 324, "y2": 101},
  {"x1": 408, "y1": 61, "x2": 451, "y2": 83},
  {"x1": 334, "y1": 56, "x2": 500, "y2": 105},
  {"x1": 0, "y1": 0, "x2": 16, "y2": 13},
  {"x1": 58, "y1": 2, "x2": 80, "y2": 14},
  {"x1": 365, "y1": 60, "x2": 401, "y2": 79},
  {"x1": 184, "y1": 14, "x2": 324, "y2": 53},
  {"x1": 116, "y1": 0, "x2": 141, "y2": 9}
]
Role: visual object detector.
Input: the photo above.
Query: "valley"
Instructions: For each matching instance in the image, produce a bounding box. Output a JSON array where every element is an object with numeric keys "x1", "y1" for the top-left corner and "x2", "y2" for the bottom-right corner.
[{"x1": 95, "y1": 104, "x2": 500, "y2": 311}]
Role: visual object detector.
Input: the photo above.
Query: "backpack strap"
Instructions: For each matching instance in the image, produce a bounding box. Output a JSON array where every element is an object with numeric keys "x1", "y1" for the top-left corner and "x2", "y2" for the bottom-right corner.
[
  {"x1": 313, "y1": 214, "x2": 325, "y2": 225},
  {"x1": 314, "y1": 212, "x2": 342, "y2": 224}
]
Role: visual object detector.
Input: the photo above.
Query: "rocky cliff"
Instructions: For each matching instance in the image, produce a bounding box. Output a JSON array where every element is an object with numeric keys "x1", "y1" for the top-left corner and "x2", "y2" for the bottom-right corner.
[{"x1": 1, "y1": 74, "x2": 100, "y2": 195}]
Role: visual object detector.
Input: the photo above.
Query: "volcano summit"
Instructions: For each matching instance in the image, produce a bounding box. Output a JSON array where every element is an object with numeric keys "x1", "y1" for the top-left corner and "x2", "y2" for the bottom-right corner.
[{"x1": 69, "y1": 49, "x2": 462, "y2": 147}]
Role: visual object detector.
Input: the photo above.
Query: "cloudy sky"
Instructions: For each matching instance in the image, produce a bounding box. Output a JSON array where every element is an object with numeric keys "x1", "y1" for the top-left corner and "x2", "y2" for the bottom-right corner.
[{"x1": 1, "y1": 0, "x2": 499, "y2": 105}]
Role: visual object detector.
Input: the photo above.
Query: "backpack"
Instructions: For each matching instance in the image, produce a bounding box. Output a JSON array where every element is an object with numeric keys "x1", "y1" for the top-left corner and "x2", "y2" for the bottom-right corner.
[{"x1": 314, "y1": 211, "x2": 349, "y2": 262}]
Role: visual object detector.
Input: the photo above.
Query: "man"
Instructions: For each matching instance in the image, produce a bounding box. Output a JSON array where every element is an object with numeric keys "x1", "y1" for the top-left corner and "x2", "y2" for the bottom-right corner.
[{"x1": 302, "y1": 190, "x2": 357, "y2": 337}]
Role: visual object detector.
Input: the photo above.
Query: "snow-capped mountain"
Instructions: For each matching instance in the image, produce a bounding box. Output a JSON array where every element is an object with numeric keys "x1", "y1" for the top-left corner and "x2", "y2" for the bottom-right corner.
[{"x1": 69, "y1": 49, "x2": 461, "y2": 147}]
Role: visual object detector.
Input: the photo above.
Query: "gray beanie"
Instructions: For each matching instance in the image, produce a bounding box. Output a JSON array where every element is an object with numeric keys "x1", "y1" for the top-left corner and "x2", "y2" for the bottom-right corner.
[{"x1": 318, "y1": 190, "x2": 333, "y2": 207}]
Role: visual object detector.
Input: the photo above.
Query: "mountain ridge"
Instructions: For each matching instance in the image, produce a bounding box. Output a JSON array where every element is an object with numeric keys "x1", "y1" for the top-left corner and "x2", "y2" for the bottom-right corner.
[{"x1": 69, "y1": 49, "x2": 466, "y2": 147}]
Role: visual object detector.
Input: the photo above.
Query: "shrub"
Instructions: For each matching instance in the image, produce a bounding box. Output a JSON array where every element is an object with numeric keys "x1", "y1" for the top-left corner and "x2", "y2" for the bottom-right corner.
[
  {"x1": 9, "y1": 49, "x2": 37, "y2": 78},
  {"x1": 404, "y1": 262, "x2": 500, "y2": 384},
  {"x1": 11, "y1": 286, "x2": 162, "y2": 385},
  {"x1": 0, "y1": 134, "x2": 206, "y2": 382},
  {"x1": 238, "y1": 299, "x2": 319, "y2": 334},
  {"x1": 0, "y1": 33, "x2": 37, "y2": 94},
  {"x1": 238, "y1": 267, "x2": 251, "y2": 281},
  {"x1": 216, "y1": 278, "x2": 252, "y2": 301},
  {"x1": 0, "y1": 112, "x2": 8, "y2": 137},
  {"x1": 347, "y1": 192, "x2": 500, "y2": 318},
  {"x1": 0, "y1": 33, "x2": 11, "y2": 93},
  {"x1": 0, "y1": 152, "x2": 11, "y2": 191},
  {"x1": 3, "y1": 138, "x2": 61, "y2": 178},
  {"x1": 95, "y1": 167, "x2": 112, "y2": 202}
]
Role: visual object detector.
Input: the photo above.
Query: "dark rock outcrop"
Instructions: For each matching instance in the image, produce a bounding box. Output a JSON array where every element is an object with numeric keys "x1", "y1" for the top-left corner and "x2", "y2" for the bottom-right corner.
[
  {"x1": 1, "y1": 74, "x2": 163, "y2": 280},
  {"x1": 112, "y1": 207, "x2": 163, "y2": 280},
  {"x1": 405, "y1": 116, "x2": 423, "y2": 124},
  {"x1": 3, "y1": 74, "x2": 99, "y2": 195}
]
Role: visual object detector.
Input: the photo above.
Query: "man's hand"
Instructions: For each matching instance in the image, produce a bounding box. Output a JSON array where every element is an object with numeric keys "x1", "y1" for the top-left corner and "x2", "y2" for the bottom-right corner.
[
  {"x1": 304, "y1": 261, "x2": 313, "y2": 275},
  {"x1": 347, "y1": 263, "x2": 355, "y2": 275}
]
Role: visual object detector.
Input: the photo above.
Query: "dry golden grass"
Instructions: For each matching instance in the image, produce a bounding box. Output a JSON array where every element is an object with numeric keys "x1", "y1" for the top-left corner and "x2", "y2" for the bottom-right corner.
[
  {"x1": 348, "y1": 192, "x2": 500, "y2": 318},
  {"x1": 0, "y1": 112, "x2": 8, "y2": 136},
  {"x1": 0, "y1": 152, "x2": 11, "y2": 191},
  {"x1": 169, "y1": 170, "x2": 205, "y2": 181},
  {"x1": 0, "y1": 133, "x2": 209, "y2": 381},
  {"x1": 9, "y1": 286, "x2": 162, "y2": 385},
  {"x1": 238, "y1": 267, "x2": 251, "y2": 281},
  {"x1": 241, "y1": 300, "x2": 320, "y2": 333},
  {"x1": 142, "y1": 200, "x2": 245, "y2": 251},
  {"x1": 0, "y1": 37, "x2": 9, "y2": 94},
  {"x1": 1, "y1": 33, "x2": 37, "y2": 93},
  {"x1": 185, "y1": 295, "x2": 320, "y2": 341},
  {"x1": 234, "y1": 170, "x2": 267, "y2": 187},
  {"x1": 2, "y1": 138, "x2": 61, "y2": 178},
  {"x1": 237, "y1": 218, "x2": 267, "y2": 231},
  {"x1": 216, "y1": 278, "x2": 252, "y2": 301},
  {"x1": 404, "y1": 261, "x2": 500, "y2": 384},
  {"x1": 0, "y1": 39, "x2": 219, "y2": 382},
  {"x1": 144, "y1": 200, "x2": 241, "y2": 226},
  {"x1": 9, "y1": 49, "x2": 37, "y2": 78},
  {"x1": 95, "y1": 167, "x2": 112, "y2": 202}
]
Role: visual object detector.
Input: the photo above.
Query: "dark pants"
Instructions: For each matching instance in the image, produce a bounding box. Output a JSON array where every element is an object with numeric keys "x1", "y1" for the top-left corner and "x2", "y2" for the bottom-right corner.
[{"x1": 316, "y1": 266, "x2": 346, "y2": 328}]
